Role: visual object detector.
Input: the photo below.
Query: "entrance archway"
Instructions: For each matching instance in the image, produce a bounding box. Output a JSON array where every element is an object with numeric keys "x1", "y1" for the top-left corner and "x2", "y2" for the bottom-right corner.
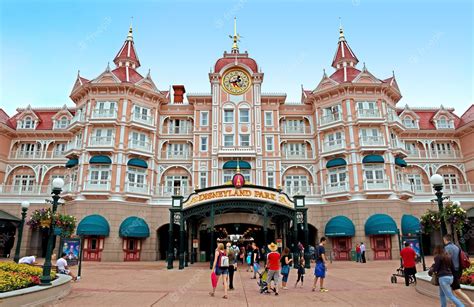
[{"x1": 157, "y1": 224, "x2": 179, "y2": 260}]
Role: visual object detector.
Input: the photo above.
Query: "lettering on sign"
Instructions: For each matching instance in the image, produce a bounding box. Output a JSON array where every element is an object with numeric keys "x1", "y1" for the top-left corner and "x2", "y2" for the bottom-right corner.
[{"x1": 183, "y1": 187, "x2": 293, "y2": 209}]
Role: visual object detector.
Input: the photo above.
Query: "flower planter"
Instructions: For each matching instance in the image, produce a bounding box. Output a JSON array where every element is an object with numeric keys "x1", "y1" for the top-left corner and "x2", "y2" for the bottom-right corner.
[{"x1": 415, "y1": 271, "x2": 474, "y2": 301}]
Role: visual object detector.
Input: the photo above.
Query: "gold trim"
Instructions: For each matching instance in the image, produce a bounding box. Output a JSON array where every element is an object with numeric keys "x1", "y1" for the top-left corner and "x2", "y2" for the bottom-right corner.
[{"x1": 221, "y1": 68, "x2": 252, "y2": 95}]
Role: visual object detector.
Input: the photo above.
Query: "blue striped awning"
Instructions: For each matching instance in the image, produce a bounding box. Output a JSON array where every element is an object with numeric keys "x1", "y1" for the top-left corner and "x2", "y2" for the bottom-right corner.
[
  {"x1": 365, "y1": 214, "x2": 398, "y2": 235},
  {"x1": 362, "y1": 155, "x2": 385, "y2": 164},
  {"x1": 395, "y1": 157, "x2": 407, "y2": 167},
  {"x1": 326, "y1": 158, "x2": 347, "y2": 168},
  {"x1": 325, "y1": 216, "x2": 355, "y2": 237},
  {"x1": 89, "y1": 155, "x2": 112, "y2": 164},
  {"x1": 127, "y1": 158, "x2": 148, "y2": 169},
  {"x1": 65, "y1": 158, "x2": 79, "y2": 168},
  {"x1": 223, "y1": 160, "x2": 251, "y2": 169}
]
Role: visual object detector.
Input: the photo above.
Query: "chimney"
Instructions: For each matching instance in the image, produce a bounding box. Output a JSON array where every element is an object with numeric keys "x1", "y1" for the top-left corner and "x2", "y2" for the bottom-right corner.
[{"x1": 172, "y1": 85, "x2": 186, "y2": 104}]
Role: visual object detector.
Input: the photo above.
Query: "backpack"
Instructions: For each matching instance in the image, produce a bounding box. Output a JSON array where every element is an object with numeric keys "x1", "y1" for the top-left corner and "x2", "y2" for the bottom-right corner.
[
  {"x1": 459, "y1": 248, "x2": 470, "y2": 270},
  {"x1": 219, "y1": 252, "x2": 229, "y2": 268}
]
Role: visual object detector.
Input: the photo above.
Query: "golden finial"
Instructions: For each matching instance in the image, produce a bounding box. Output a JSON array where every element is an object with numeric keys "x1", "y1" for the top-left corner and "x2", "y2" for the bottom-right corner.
[
  {"x1": 127, "y1": 17, "x2": 133, "y2": 41},
  {"x1": 236, "y1": 160, "x2": 241, "y2": 173},
  {"x1": 339, "y1": 17, "x2": 345, "y2": 41},
  {"x1": 229, "y1": 17, "x2": 241, "y2": 53}
]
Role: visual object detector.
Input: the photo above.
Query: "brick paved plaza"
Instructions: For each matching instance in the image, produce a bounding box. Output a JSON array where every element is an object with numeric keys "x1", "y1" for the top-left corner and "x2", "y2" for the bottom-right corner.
[{"x1": 47, "y1": 259, "x2": 437, "y2": 307}]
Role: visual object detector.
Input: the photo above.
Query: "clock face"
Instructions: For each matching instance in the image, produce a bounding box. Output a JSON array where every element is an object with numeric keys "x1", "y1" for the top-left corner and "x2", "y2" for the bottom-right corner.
[{"x1": 222, "y1": 69, "x2": 251, "y2": 95}]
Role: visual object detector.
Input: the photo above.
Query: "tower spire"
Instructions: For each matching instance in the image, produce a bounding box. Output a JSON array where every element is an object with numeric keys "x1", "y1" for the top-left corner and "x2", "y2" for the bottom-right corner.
[
  {"x1": 127, "y1": 17, "x2": 133, "y2": 41},
  {"x1": 113, "y1": 22, "x2": 141, "y2": 69},
  {"x1": 229, "y1": 17, "x2": 241, "y2": 53}
]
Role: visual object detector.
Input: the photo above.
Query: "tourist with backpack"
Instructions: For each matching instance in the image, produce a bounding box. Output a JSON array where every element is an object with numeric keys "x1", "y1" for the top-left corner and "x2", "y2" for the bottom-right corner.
[
  {"x1": 443, "y1": 234, "x2": 473, "y2": 306},
  {"x1": 280, "y1": 247, "x2": 293, "y2": 289},
  {"x1": 251, "y1": 242, "x2": 260, "y2": 279},
  {"x1": 210, "y1": 243, "x2": 229, "y2": 299}
]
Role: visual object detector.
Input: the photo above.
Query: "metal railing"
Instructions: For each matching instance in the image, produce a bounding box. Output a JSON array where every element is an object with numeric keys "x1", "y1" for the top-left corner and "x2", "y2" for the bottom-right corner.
[
  {"x1": 129, "y1": 139, "x2": 152, "y2": 152},
  {"x1": 131, "y1": 112, "x2": 154, "y2": 126},
  {"x1": 91, "y1": 109, "x2": 117, "y2": 119},
  {"x1": 320, "y1": 113, "x2": 342, "y2": 126},
  {"x1": 90, "y1": 136, "x2": 114, "y2": 147},
  {"x1": 357, "y1": 109, "x2": 381, "y2": 118},
  {"x1": 324, "y1": 139, "x2": 345, "y2": 152},
  {"x1": 360, "y1": 135, "x2": 385, "y2": 146}
]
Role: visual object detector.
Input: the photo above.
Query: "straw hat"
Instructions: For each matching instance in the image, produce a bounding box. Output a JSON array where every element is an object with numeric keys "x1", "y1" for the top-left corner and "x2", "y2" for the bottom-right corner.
[{"x1": 268, "y1": 242, "x2": 278, "y2": 252}]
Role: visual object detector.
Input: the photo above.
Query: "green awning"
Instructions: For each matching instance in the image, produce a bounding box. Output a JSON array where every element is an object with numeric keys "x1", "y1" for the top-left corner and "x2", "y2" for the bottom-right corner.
[
  {"x1": 77, "y1": 214, "x2": 110, "y2": 236},
  {"x1": 223, "y1": 160, "x2": 251, "y2": 169},
  {"x1": 89, "y1": 155, "x2": 112, "y2": 164},
  {"x1": 395, "y1": 157, "x2": 407, "y2": 167},
  {"x1": 401, "y1": 215, "x2": 420, "y2": 235},
  {"x1": 128, "y1": 158, "x2": 148, "y2": 169},
  {"x1": 365, "y1": 214, "x2": 398, "y2": 235},
  {"x1": 325, "y1": 216, "x2": 355, "y2": 237},
  {"x1": 326, "y1": 158, "x2": 347, "y2": 168},
  {"x1": 0, "y1": 210, "x2": 21, "y2": 222},
  {"x1": 119, "y1": 216, "x2": 150, "y2": 238},
  {"x1": 65, "y1": 158, "x2": 79, "y2": 168},
  {"x1": 362, "y1": 155, "x2": 385, "y2": 164}
]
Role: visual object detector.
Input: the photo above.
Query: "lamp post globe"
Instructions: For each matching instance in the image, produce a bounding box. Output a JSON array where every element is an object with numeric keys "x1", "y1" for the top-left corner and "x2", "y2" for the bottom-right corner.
[
  {"x1": 430, "y1": 173, "x2": 447, "y2": 237},
  {"x1": 430, "y1": 174, "x2": 444, "y2": 186},
  {"x1": 21, "y1": 200, "x2": 30, "y2": 209},
  {"x1": 452, "y1": 201, "x2": 461, "y2": 207},
  {"x1": 13, "y1": 201, "x2": 30, "y2": 263},
  {"x1": 52, "y1": 178, "x2": 65, "y2": 190}
]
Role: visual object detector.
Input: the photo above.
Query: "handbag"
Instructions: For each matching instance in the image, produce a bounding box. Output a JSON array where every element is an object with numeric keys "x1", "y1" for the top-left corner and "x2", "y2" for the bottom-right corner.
[
  {"x1": 430, "y1": 273, "x2": 439, "y2": 286},
  {"x1": 281, "y1": 265, "x2": 290, "y2": 275}
]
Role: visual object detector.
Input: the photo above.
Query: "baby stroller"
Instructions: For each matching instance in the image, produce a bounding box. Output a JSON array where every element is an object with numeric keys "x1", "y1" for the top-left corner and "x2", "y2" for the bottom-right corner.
[
  {"x1": 390, "y1": 265, "x2": 415, "y2": 284},
  {"x1": 257, "y1": 269, "x2": 269, "y2": 294}
]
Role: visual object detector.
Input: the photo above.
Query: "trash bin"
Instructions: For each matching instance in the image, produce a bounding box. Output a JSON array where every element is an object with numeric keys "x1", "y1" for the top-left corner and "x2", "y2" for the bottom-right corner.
[
  {"x1": 200, "y1": 251, "x2": 206, "y2": 262},
  {"x1": 351, "y1": 250, "x2": 356, "y2": 261}
]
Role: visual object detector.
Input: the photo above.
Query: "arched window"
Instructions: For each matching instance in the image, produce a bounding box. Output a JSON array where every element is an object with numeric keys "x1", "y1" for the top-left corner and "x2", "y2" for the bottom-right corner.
[
  {"x1": 402, "y1": 116, "x2": 415, "y2": 128},
  {"x1": 438, "y1": 116, "x2": 448, "y2": 129},
  {"x1": 23, "y1": 116, "x2": 33, "y2": 129},
  {"x1": 59, "y1": 116, "x2": 69, "y2": 129},
  {"x1": 239, "y1": 107, "x2": 250, "y2": 123}
]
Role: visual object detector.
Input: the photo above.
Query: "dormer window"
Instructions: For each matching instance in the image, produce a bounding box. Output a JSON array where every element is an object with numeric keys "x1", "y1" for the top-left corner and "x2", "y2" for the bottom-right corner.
[
  {"x1": 402, "y1": 116, "x2": 417, "y2": 129},
  {"x1": 437, "y1": 116, "x2": 453, "y2": 129},
  {"x1": 21, "y1": 116, "x2": 34, "y2": 129},
  {"x1": 55, "y1": 116, "x2": 70, "y2": 129}
]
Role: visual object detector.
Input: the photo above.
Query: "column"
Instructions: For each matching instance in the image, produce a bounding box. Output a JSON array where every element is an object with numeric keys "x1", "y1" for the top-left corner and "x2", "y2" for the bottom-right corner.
[
  {"x1": 209, "y1": 204, "x2": 215, "y2": 269},
  {"x1": 190, "y1": 220, "x2": 195, "y2": 264},
  {"x1": 178, "y1": 212, "x2": 185, "y2": 270},
  {"x1": 263, "y1": 207, "x2": 268, "y2": 246},
  {"x1": 293, "y1": 212, "x2": 298, "y2": 268},
  {"x1": 167, "y1": 210, "x2": 174, "y2": 269},
  {"x1": 303, "y1": 209, "x2": 310, "y2": 268}
]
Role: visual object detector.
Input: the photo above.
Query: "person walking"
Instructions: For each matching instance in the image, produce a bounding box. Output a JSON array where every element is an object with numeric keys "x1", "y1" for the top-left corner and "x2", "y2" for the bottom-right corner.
[
  {"x1": 360, "y1": 242, "x2": 366, "y2": 263},
  {"x1": 266, "y1": 243, "x2": 281, "y2": 296},
  {"x1": 443, "y1": 234, "x2": 474, "y2": 306},
  {"x1": 400, "y1": 242, "x2": 417, "y2": 286},
  {"x1": 295, "y1": 257, "x2": 305, "y2": 288},
  {"x1": 429, "y1": 245, "x2": 464, "y2": 307},
  {"x1": 355, "y1": 244, "x2": 361, "y2": 263},
  {"x1": 251, "y1": 242, "x2": 260, "y2": 279},
  {"x1": 280, "y1": 247, "x2": 293, "y2": 289},
  {"x1": 227, "y1": 247, "x2": 237, "y2": 290},
  {"x1": 210, "y1": 243, "x2": 229, "y2": 299},
  {"x1": 312, "y1": 237, "x2": 329, "y2": 293}
]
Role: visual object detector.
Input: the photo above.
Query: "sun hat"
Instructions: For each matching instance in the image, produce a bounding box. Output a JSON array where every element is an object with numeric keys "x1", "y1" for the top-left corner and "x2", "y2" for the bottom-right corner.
[{"x1": 268, "y1": 242, "x2": 278, "y2": 252}]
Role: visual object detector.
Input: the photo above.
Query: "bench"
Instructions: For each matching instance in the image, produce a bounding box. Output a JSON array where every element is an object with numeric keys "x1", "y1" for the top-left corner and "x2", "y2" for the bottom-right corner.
[{"x1": 33, "y1": 264, "x2": 59, "y2": 273}]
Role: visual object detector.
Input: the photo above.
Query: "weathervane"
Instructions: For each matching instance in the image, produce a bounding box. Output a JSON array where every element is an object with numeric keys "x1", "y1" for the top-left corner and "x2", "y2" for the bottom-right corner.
[{"x1": 229, "y1": 17, "x2": 242, "y2": 53}]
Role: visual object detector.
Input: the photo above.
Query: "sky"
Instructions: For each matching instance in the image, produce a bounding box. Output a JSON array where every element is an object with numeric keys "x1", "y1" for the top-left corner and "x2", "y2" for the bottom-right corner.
[{"x1": 0, "y1": 0, "x2": 472, "y2": 116}]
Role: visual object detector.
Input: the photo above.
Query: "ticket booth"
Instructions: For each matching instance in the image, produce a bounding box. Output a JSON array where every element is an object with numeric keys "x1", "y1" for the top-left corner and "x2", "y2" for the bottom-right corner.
[
  {"x1": 76, "y1": 215, "x2": 110, "y2": 262},
  {"x1": 119, "y1": 216, "x2": 150, "y2": 262},
  {"x1": 325, "y1": 215, "x2": 356, "y2": 261}
]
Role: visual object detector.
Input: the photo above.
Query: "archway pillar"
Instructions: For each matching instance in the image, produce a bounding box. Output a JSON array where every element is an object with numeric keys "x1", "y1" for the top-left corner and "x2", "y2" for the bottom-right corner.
[
  {"x1": 263, "y1": 207, "x2": 268, "y2": 246},
  {"x1": 209, "y1": 204, "x2": 215, "y2": 270},
  {"x1": 303, "y1": 209, "x2": 310, "y2": 268},
  {"x1": 167, "y1": 210, "x2": 175, "y2": 269}
]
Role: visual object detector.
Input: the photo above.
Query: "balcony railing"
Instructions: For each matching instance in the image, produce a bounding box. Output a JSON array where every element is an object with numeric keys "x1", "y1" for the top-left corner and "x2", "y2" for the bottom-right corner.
[
  {"x1": 395, "y1": 182, "x2": 414, "y2": 193},
  {"x1": 166, "y1": 126, "x2": 193, "y2": 135},
  {"x1": 91, "y1": 109, "x2": 117, "y2": 119},
  {"x1": 430, "y1": 150, "x2": 460, "y2": 159},
  {"x1": 320, "y1": 113, "x2": 342, "y2": 126},
  {"x1": 129, "y1": 139, "x2": 152, "y2": 152},
  {"x1": 360, "y1": 136, "x2": 385, "y2": 146},
  {"x1": 85, "y1": 180, "x2": 110, "y2": 191},
  {"x1": 162, "y1": 150, "x2": 191, "y2": 159},
  {"x1": 364, "y1": 179, "x2": 389, "y2": 190},
  {"x1": 54, "y1": 122, "x2": 70, "y2": 130},
  {"x1": 66, "y1": 141, "x2": 82, "y2": 152},
  {"x1": 410, "y1": 184, "x2": 473, "y2": 194},
  {"x1": 50, "y1": 150, "x2": 66, "y2": 159},
  {"x1": 0, "y1": 185, "x2": 41, "y2": 195},
  {"x1": 324, "y1": 139, "x2": 345, "y2": 152},
  {"x1": 131, "y1": 112, "x2": 154, "y2": 126},
  {"x1": 125, "y1": 182, "x2": 149, "y2": 194},
  {"x1": 154, "y1": 186, "x2": 193, "y2": 197},
  {"x1": 325, "y1": 182, "x2": 349, "y2": 194},
  {"x1": 89, "y1": 136, "x2": 114, "y2": 147},
  {"x1": 69, "y1": 113, "x2": 85, "y2": 125},
  {"x1": 13, "y1": 151, "x2": 42, "y2": 159},
  {"x1": 284, "y1": 150, "x2": 307, "y2": 159},
  {"x1": 390, "y1": 139, "x2": 405, "y2": 149},
  {"x1": 387, "y1": 113, "x2": 403, "y2": 124},
  {"x1": 357, "y1": 109, "x2": 381, "y2": 118},
  {"x1": 282, "y1": 126, "x2": 311, "y2": 134},
  {"x1": 218, "y1": 146, "x2": 254, "y2": 153}
]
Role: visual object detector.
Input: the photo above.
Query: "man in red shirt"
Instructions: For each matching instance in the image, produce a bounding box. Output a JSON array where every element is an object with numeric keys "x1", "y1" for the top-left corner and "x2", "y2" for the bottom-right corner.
[
  {"x1": 400, "y1": 242, "x2": 417, "y2": 286},
  {"x1": 266, "y1": 243, "x2": 281, "y2": 295}
]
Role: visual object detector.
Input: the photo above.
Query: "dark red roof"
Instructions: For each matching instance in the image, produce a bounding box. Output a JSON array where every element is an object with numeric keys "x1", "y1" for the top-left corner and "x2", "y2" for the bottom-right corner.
[
  {"x1": 79, "y1": 77, "x2": 89, "y2": 84},
  {"x1": 111, "y1": 67, "x2": 144, "y2": 83},
  {"x1": 331, "y1": 39, "x2": 359, "y2": 68},
  {"x1": 459, "y1": 104, "x2": 474, "y2": 127},
  {"x1": 113, "y1": 39, "x2": 140, "y2": 68},
  {"x1": 329, "y1": 67, "x2": 361, "y2": 83},
  {"x1": 397, "y1": 109, "x2": 462, "y2": 130},
  {"x1": 0, "y1": 109, "x2": 14, "y2": 128},
  {"x1": 214, "y1": 56, "x2": 258, "y2": 73}
]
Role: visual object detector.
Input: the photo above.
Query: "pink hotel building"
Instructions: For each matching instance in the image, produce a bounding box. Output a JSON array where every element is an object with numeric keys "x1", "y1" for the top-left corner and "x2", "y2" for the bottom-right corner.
[{"x1": 0, "y1": 25, "x2": 473, "y2": 262}]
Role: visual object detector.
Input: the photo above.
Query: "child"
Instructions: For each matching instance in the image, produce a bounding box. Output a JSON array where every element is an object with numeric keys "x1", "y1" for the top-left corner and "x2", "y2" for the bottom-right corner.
[{"x1": 295, "y1": 257, "x2": 305, "y2": 288}]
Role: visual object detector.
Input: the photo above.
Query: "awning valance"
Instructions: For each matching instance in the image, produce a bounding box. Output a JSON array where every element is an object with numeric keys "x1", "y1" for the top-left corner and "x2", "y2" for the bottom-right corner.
[
  {"x1": 325, "y1": 215, "x2": 355, "y2": 237},
  {"x1": 223, "y1": 160, "x2": 251, "y2": 169},
  {"x1": 0, "y1": 210, "x2": 21, "y2": 223},
  {"x1": 65, "y1": 158, "x2": 79, "y2": 168},
  {"x1": 127, "y1": 158, "x2": 148, "y2": 169},
  {"x1": 77, "y1": 214, "x2": 110, "y2": 236},
  {"x1": 89, "y1": 155, "x2": 112, "y2": 164},
  {"x1": 362, "y1": 155, "x2": 385, "y2": 164},
  {"x1": 365, "y1": 214, "x2": 398, "y2": 235},
  {"x1": 401, "y1": 214, "x2": 420, "y2": 235},
  {"x1": 119, "y1": 216, "x2": 150, "y2": 238},
  {"x1": 395, "y1": 157, "x2": 407, "y2": 167},
  {"x1": 326, "y1": 158, "x2": 347, "y2": 169}
]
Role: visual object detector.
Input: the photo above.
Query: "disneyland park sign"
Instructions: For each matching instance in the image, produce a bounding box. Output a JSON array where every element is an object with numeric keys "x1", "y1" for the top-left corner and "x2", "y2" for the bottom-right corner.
[{"x1": 182, "y1": 185, "x2": 294, "y2": 209}]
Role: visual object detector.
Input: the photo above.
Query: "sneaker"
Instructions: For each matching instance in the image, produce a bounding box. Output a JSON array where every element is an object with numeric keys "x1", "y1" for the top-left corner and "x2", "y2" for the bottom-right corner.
[
  {"x1": 320, "y1": 288, "x2": 329, "y2": 292},
  {"x1": 282, "y1": 286, "x2": 288, "y2": 290},
  {"x1": 275, "y1": 292, "x2": 279, "y2": 296}
]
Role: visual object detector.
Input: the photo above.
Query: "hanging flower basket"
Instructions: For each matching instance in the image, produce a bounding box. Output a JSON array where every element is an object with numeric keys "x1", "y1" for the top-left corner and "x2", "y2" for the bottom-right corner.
[
  {"x1": 420, "y1": 209, "x2": 441, "y2": 234},
  {"x1": 420, "y1": 201, "x2": 468, "y2": 234},
  {"x1": 27, "y1": 207, "x2": 77, "y2": 238},
  {"x1": 40, "y1": 219, "x2": 51, "y2": 228}
]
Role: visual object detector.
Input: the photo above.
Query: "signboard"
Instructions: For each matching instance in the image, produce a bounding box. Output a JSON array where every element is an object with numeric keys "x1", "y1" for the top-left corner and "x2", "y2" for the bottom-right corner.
[
  {"x1": 276, "y1": 239, "x2": 282, "y2": 248},
  {"x1": 193, "y1": 239, "x2": 199, "y2": 249},
  {"x1": 183, "y1": 187, "x2": 294, "y2": 209},
  {"x1": 403, "y1": 237, "x2": 421, "y2": 256},
  {"x1": 59, "y1": 237, "x2": 81, "y2": 266}
]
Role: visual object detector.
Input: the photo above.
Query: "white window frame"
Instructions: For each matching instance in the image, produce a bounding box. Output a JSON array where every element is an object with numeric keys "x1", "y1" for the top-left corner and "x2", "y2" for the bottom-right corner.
[
  {"x1": 223, "y1": 135, "x2": 233, "y2": 147},
  {"x1": 200, "y1": 111, "x2": 209, "y2": 126},
  {"x1": 22, "y1": 116, "x2": 34, "y2": 129},
  {"x1": 363, "y1": 164, "x2": 385, "y2": 184},
  {"x1": 127, "y1": 167, "x2": 147, "y2": 189},
  {"x1": 89, "y1": 165, "x2": 110, "y2": 185},
  {"x1": 223, "y1": 109, "x2": 234, "y2": 123},
  {"x1": 200, "y1": 136, "x2": 208, "y2": 152},
  {"x1": 265, "y1": 136, "x2": 274, "y2": 151},
  {"x1": 267, "y1": 171, "x2": 275, "y2": 188},
  {"x1": 239, "y1": 108, "x2": 250, "y2": 123},
  {"x1": 264, "y1": 111, "x2": 273, "y2": 126},
  {"x1": 199, "y1": 171, "x2": 207, "y2": 189},
  {"x1": 328, "y1": 167, "x2": 347, "y2": 185},
  {"x1": 239, "y1": 134, "x2": 250, "y2": 147}
]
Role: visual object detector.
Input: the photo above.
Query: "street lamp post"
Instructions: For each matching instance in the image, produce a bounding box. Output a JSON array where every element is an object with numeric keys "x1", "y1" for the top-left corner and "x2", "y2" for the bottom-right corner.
[
  {"x1": 13, "y1": 201, "x2": 30, "y2": 263},
  {"x1": 430, "y1": 174, "x2": 448, "y2": 237},
  {"x1": 40, "y1": 178, "x2": 64, "y2": 286}
]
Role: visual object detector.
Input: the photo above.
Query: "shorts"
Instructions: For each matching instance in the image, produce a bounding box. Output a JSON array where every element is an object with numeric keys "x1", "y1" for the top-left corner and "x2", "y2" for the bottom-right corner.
[
  {"x1": 215, "y1": 266, "x2": 229, "y2": 276},
  {"x1": 253, "y1": 263, "x2": 260, "y2": 272},
  {"x1": 59, "y1": 269, "x2": 70, "y2": 275},
  {"x1": 315, "y1": 262, "x2": 326, "y2": 278},
  {"x1": 267, "y1": 269, "x2": 280, "y2": 284},
  {"x1": 451, "y1": 269, "x2": 461, "y2": 290}
]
